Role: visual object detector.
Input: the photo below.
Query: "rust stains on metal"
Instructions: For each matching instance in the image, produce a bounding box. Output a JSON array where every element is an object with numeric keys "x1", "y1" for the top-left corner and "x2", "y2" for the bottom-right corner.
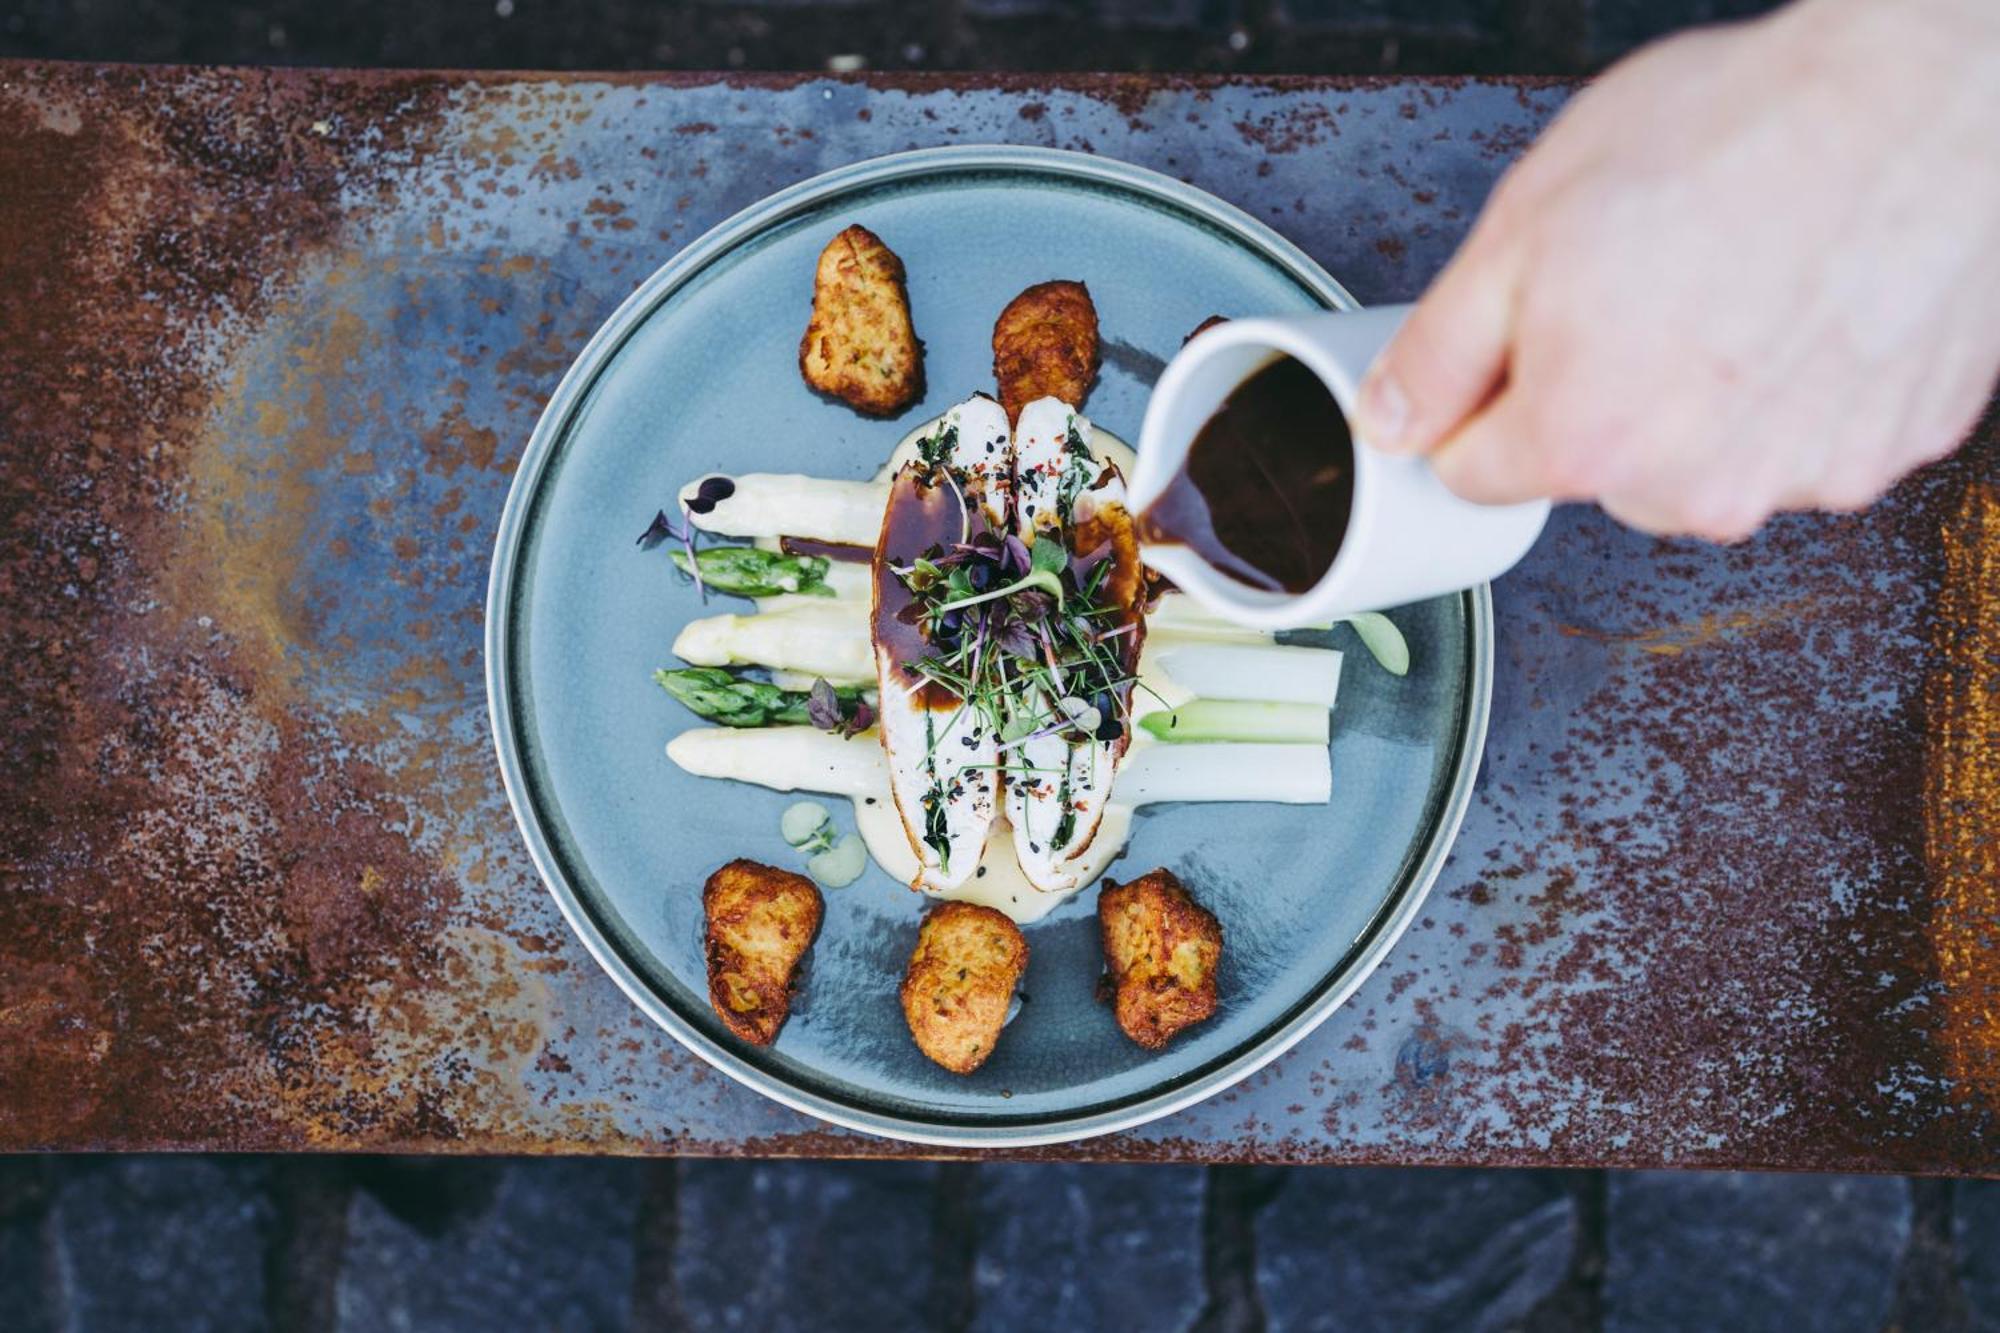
[
  {"x1": 1554, "y1": 597, "x2": 1819, "y2": 656},
  {"x1": 1927, "y1": 472, "x2": 2000, "y2": 1107},
  {"x1": 0, "y1": 64, "x2": 474, "y2": 1149},
  {"x1": 0, "y1": 63, "x2": 1992, "y2": 1167}
]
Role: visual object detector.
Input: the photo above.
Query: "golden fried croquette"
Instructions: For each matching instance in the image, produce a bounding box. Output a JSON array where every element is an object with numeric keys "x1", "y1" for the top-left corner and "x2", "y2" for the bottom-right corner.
[
  {"x1": 991, "y1": 279, "x2": 1100, "y2": 424},
  {"x1": 799, "y1": 224, "x2": 925, "y2": 416},
  {"x1": 900, "y1": 901, "x2": 1028, "y2": 1074},
  {"x1": 1098, "y1": 869, "x2": 1222, "y2": 1050},
  {"x1": 702, "y1": 858, "x2": 824, "y2": 1046}
]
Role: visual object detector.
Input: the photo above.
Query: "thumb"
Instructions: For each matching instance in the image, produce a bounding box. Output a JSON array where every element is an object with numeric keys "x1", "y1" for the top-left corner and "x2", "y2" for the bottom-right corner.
[{"x1": 1355, "y1": 213, "x2": 1524, "y2": 457}]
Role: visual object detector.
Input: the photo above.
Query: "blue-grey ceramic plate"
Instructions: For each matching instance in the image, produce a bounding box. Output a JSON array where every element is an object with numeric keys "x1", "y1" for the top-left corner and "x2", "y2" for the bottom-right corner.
[{"x1": 487, "y1": 146, "x2": 1490, "y2": 1147}]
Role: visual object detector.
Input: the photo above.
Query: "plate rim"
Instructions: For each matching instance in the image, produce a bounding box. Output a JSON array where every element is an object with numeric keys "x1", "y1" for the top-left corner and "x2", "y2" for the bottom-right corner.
[{"x1": 485, "y1": 143, "x2": 1492, "y2": 1148}]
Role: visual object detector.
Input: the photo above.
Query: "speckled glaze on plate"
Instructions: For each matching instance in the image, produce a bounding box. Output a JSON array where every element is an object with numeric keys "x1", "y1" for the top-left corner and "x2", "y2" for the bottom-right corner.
[{"x1": 486, "y1": 146, "x2": 1492, "y2": 1147}]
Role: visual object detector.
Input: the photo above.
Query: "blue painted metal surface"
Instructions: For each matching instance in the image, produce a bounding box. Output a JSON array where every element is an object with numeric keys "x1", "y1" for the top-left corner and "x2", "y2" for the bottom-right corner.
[{"x1": 0, "y1": 65, "x2": 1991, "y2": 1167}]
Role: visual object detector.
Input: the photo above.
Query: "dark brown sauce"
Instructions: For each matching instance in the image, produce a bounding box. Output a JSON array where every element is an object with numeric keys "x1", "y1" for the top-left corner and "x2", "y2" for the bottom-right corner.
[
  {"x1": 1137, "y1": 355, "x2": 1353, "y2": 594},
  {"x1": 781, "y1": 535, "x2": 872, "y2": 564},
  {"x1": 872, "y1": 467, "x2": 966, "y2": 709}
]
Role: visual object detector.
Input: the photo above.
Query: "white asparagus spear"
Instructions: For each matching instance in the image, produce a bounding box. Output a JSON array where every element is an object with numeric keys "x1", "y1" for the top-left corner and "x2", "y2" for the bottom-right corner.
[
  {"x1": 1148, "y1": 594, "x2": 1326, "y2": 641},
  {"x1": 1116, "y1": 741, "x2": 1332, "y2": 805},
  {"x1": 666, "y1": 727, "x2": 1331, "y2": 806},
  {"x1": 741, "y1": 596, "x2": 1260, "y2": 650},
  {"x1": 682, "y1": 613, "x2": 1342, "y2": 722},
  {"x1": 680, "y1": 473, "x2": 889, "y2": 545},
  {"x1": 757, "y1": 574, "x2": 1268, "y2": 640},
  {"x1": 689, "y1": 470, "x2": 1338, "y2": 637},
  {"x1": 1140, "y1": 641, "x2": 1344, "y2": 709},
  {"x1": 672, "y1": 604, "x2": 874, "y2": 684},
  {"x1": 666, "y1": 725, "x2": 885, "y2": 797}
]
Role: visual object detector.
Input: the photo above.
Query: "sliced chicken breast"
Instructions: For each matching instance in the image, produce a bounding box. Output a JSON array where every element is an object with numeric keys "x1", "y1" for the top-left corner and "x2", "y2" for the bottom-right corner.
[
  {"x1": 1001, "y1": 398, "x2": 1148, "y2": 891},
  {"x1": 870, "y1": 398, "x2": 1010, "y2": 891}
]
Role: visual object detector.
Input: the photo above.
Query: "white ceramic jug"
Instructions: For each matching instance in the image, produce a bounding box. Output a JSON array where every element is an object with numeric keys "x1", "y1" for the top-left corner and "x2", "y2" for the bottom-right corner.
[{"x1": 1128, "y1": 306, "x2": 1549, "y2": 629}]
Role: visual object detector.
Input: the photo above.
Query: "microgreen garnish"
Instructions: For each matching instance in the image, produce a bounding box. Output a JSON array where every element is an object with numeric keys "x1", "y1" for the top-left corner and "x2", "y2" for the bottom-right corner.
[
  {"x1": 807, "y1": 676, "x2": 875, "y2": 738},
  {"x1": 917, "y1": 423, "x2": 959, "y2": 468},
  {"x1": 889, "y1": 506, "x2": 1140, "y2": 762},
  {"x1": 933, "y1": 535, "x2": 1069, "y2": 614},
  {"x1": 635, "y1": 509, "x2": 680, "y2": 550},
  {"x1": 637, "y1": 505, "x2": 709, "y2": 600},
  {"x1": 1057, "y1": 423, "x2": 1095, "y2": 523}
]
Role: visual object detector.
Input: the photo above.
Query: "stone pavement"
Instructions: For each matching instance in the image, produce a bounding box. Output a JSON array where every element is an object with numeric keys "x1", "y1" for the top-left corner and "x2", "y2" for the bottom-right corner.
[
  {"x1": 1, "y1": 1157, "x2": 1992, "y2": 1330},
  {"x1": 1, "y1": 0, "x2": 1786, "y2": 75}
]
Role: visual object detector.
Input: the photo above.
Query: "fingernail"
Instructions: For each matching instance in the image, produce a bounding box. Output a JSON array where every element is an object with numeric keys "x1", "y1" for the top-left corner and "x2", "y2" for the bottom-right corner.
[{"x1": 1358, "y1": 368, "x2": 1411, "y2": 452}]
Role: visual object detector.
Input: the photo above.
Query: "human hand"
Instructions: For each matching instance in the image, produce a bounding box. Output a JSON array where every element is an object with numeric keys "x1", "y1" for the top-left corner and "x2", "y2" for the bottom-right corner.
[{"x1": 1355, "y1": 0, "x2": 2000, "y2": 540}]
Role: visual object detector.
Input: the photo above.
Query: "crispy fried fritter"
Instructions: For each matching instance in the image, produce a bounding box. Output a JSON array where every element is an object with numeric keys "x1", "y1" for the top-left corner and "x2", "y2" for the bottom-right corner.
[
  {"x1": 799, "y1": 224, "x2": 924, "y2": 416},
  {"x1": 703, "y1": 858, "x2": 824, "y2": 1046},
  {"x1": 900, "y1": 901, "x2": 1028, "y2": 1074},
  {"x1": 1098, "y1": 869, "x2": 1222, "y2": 1050},
  {"x1": 991, "y1": 279, "x2": 1100, "y2": 424}
]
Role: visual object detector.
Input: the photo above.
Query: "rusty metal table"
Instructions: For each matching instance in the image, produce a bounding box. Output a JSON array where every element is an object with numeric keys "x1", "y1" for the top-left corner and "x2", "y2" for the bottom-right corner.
[{"x1": 1, "y1": 63, "x2": 1993, "y2": 1170}]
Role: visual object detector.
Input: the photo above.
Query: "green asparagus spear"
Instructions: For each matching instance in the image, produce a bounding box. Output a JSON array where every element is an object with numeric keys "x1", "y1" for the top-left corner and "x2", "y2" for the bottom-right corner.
[
  {"x1": 653, "y1": 668, "x2": 864, "y2": 728},
  {"x1": 669, "y1": 546, "x2": 832, "y2": 598}
]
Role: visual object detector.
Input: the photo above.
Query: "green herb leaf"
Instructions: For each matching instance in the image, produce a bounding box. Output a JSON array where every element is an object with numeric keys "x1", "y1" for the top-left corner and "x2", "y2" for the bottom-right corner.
[
  {"x1": 917, "y1": 423, "x2": 959, "y2": 468},
  {"x1": 1030, "y1": 535, "x2": 1067, "y2": 576}
]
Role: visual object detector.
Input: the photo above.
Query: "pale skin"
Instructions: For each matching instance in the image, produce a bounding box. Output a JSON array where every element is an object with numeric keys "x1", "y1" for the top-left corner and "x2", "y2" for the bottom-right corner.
[{"x1": 1354, "y1": 0, "x2": 2000, "y2": 541}]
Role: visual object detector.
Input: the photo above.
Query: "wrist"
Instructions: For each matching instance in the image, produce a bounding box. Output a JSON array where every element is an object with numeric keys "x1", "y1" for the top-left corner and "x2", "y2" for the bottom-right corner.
[
  {"x1": 1772, "y1": 0, "x2": 2000, "y2": 138},
  {"x1": 1784, "y1": 0, "x2": 2000, "y2": 76}
]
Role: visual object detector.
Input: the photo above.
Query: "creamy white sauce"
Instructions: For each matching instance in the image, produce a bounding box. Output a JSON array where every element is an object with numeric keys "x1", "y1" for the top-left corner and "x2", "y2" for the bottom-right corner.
[{"x1": 853, "y1": 789, "x2": 1132, "y2": 924}]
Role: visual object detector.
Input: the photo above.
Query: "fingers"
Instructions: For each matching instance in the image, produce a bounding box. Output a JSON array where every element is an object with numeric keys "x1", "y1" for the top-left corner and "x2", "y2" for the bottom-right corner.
[
  {"x1": 1356, "y1": 197, "x2": 1527, "y2": 458},
  {"x1": 1427, "y1": 388, "x2": 1770, "y2": 542},
  {"x1": 1425, "y1": 389, "x2": 1551, "y2": 506}
]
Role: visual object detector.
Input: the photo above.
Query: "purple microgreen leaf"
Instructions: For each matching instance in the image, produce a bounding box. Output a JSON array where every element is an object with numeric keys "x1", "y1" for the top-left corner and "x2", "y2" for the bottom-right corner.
[
  {"x1": 1009, "y1": 588, "x2": 1054, "y2": 620},
  {"x1": 635, "y1": 510, "x2": 680, "y2": 550},
  {"x1": 1002, "y1": 533, "x2": 1032, "y2": 575},
  {"x1": 807, "y1": 678, "x2": 842, "y2": 733},
  {"x1": 996, "y1": 620, "x2": 1039, "y2": 659},
  {"x1": 1067, "y1": 537, "x2": 1113, "y2": 586}
]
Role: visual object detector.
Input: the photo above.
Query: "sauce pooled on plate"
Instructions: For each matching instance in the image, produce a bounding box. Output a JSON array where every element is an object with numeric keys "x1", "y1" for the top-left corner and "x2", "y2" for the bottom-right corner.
[{"x1": 1138, "y1": 354, "x2": 1354, "y2": 594}]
